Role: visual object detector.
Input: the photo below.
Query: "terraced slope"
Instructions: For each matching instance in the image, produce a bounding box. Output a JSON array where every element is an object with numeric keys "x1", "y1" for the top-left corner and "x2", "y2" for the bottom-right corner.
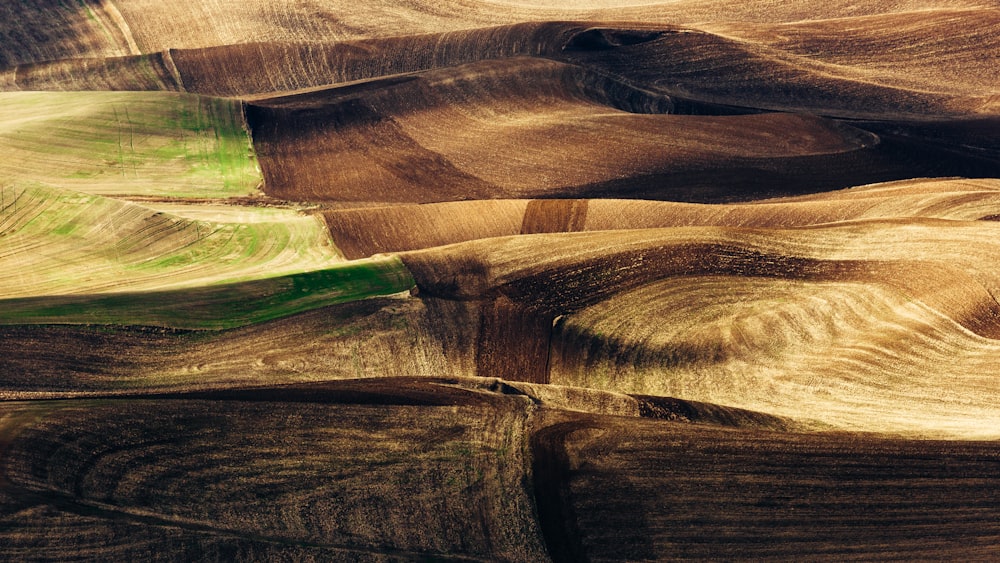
[
  {"x1": 3, "y1": 1, "x2": 1000, "y2": 560},
  {"x1": 0, "y1": 298, "x2": 470, "y2": 395},
  {"x1": 2, "y1": 379, "x2": 998, "y2": 561},
  {"x1": 701, "y1": 9, "x2": 1000, "y2": 98},
  {"x1": 5, "y1": 0, "x2": 983, "y2": 67},
  {"x1": 7, "y1": 10, "x2": 999, "y2": 115},
  {"x1": 0, "y1": 256, "x2": 413, "y2": 330}
]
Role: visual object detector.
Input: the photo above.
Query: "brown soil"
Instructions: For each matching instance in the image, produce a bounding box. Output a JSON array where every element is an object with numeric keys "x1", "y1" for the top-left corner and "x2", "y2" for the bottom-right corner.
[
  {"x1": 321, "y1": 179, "x2": 1000, "y2": 258},
  {"x1": 5, "y1": 2, "x2": 1000, "y2": 560},
  {"x1": 323, "y1": 200, "x2": 527, "y2": 259},
  {"x1": 532, "y1": 410, "x2": 1000, "y2": 560},
  {"x1": 476, "y1": 296, "x2": 555, "y2": 384},
  {"x1": 245, "y1": 52, "x2": 997, "y2": 204},
  {"x1": 520, "y1": 200, "x2": 588, "y2": 235}
]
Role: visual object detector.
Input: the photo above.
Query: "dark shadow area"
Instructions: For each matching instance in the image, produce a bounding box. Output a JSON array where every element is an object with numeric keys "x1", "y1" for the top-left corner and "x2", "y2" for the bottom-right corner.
[
  {"x1": 557, "y1": 416, "x2": 1000, "y2": 560},
  {"x1": 563, "y1": 119, "x2": 1000, "y2": 202},
  {"x1": 476, "y1": 297, "x2": 554, "y2": 384},
  {"x1": 0, "y1": 0, "x2": 132, "y2": 68},
  {"x1": 562, "y1": 28, "x2": 666, "y2": 52}
]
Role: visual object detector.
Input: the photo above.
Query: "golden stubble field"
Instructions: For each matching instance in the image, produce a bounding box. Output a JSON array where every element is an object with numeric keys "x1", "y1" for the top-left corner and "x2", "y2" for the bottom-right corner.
[{"x1": 2, "y1": 1, "x2": 1000, "y2": 560}]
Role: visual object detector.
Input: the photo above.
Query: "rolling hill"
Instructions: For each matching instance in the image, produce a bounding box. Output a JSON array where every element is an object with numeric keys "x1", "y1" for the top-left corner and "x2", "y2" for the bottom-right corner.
[{"x1": 2, "y1": 1, "x2": 1000, "y2": 560}]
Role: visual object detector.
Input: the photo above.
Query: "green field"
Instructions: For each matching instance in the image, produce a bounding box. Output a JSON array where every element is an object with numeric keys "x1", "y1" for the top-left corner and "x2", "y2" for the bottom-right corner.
[
  {"x1": 0, "y1": 91, "x2": 260, "y2": 199},
  {"x1": 0, "y1": 256, "x2": 415, "y2": 330},
  {"x1": 0, "y1": 91, "x2": 411, "y2": 331},
  {"x1": 0, "y1": 184, "x2": 344, "y2": 298}
]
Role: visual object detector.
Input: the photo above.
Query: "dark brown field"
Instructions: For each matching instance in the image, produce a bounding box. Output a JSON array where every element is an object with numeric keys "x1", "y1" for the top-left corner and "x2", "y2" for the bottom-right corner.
[{"x1": 2, "y1": 1, "x2": 1000, "y2": 560}]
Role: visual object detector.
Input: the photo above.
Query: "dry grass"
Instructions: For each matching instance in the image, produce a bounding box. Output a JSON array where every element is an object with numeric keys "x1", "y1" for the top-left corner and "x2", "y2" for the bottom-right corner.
[{"x1": 3, "y1": 2, "x2": 1000, "y2": 560}]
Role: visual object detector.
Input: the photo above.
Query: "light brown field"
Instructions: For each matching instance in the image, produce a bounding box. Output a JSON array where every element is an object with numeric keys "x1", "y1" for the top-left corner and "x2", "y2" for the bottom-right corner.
[{"x1": 2, "y1": 1, "x2": 1000, "y2": 560}]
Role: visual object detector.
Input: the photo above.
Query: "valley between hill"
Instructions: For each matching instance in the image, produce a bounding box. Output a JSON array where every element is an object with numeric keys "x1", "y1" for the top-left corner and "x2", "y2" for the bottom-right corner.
[{"x1": 2, "y1": 1, "x2": 1000, "y2": 560}]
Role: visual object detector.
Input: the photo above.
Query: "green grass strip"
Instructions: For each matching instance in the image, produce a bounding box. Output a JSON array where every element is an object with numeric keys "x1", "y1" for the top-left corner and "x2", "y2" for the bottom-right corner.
[
  {"x1": 0, "y1": 91, "x2": 261, "y2": 199},
  {"x1": 0, "y1": 256, "x2": 415, "y2": 330}
]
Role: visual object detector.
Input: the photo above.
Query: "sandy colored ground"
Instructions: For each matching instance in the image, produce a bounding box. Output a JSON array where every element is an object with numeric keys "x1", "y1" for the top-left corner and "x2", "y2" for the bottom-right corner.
[{"x1": 2, "y1": 1, "x2": 1000, "y2": 560}]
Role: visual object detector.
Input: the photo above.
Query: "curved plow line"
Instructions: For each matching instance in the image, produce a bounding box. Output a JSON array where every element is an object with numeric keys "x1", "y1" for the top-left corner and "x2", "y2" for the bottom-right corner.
[{"x1": 0, "y1": 256, "x2": 416, "y2": 330}]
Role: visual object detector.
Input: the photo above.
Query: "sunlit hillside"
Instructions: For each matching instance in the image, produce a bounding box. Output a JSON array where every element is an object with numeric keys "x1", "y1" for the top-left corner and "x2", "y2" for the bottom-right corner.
[{"x1": 2, "y1": 1, "x2": 999, "y2": 560}]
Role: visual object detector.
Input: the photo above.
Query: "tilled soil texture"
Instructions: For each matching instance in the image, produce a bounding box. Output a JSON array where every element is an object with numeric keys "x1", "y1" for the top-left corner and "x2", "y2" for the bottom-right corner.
[{"x1": 3, "y1": 1, "x2": 1000, "y2": 561}]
